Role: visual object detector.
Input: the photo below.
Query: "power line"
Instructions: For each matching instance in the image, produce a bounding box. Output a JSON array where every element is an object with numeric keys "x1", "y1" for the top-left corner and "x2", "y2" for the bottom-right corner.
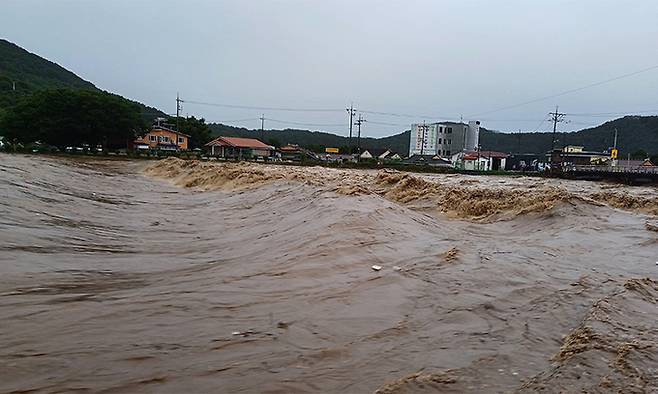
[
  {"x1": 360, "y1": 109, "x2": 458, "y2": 121},
  {"x1": 214, "y1": 117, "x2": 261, "y2": 123},
  {"x1": 481, "y1": 118, "x2": 548, "y2": 122},
  {"x1": 367, "y1": 120, "x2": 410, "y2": 127},
  {"x1": 568, "y1": 121, "x2": 603, "y2": 127},
  {"x1": 531, "y1": 114, "x2": 551, "y2": 132},
  {"x1": 264, "y1": 117, "x2": 345, "y2": 127},
  {"x1": 566, "y1": 109, "x2": 658, "y2": 117},
  {"x1": 182, "y1": 99, "x2": 344, "y2": 112},
  {"x1": 180, "y1": 95, "x2": 658, "y2": 134},
  {"x1": 469, "y1": 63, "x2": 658, "y2": 117},
  {"x1": 184, "y1": 98, "x2": 460, "y2": 121}
]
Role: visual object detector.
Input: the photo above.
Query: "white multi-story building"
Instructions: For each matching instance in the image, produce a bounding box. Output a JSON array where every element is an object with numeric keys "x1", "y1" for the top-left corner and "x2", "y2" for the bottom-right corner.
[{"x1": 409, "y1": 121, "x2": 480, "y2": 158}]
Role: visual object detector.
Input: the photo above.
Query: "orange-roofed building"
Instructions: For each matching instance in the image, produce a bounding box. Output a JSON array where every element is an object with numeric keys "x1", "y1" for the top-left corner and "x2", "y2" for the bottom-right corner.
[
  {"x1": 132, "y1": 120, "x2": 190, "y2": 151},
  {"x1": 205, "y1": 136, "x2": 274, "y2": 159}
]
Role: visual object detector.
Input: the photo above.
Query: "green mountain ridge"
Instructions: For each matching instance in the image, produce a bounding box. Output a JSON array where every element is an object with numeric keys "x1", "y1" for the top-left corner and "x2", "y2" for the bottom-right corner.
[
  {"x1": 207, "y1": 123, "x2": 411, "y2": 154},
  {"x1": 0, "y1": 38, "x2": 164, "y2": 121},
  {"x1": 481, "y1": 116, "x2": 658, "y2": 157},
  {"x1": 2, "y1": 38, "x2": 657, "y2": 157},
  {"x1": 210, "y1": 118, "x2": 658, "y2": 157}
]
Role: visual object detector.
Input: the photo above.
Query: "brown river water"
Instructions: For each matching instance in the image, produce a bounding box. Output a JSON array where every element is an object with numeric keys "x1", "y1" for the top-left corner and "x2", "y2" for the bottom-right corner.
[{"x1": 1, "y1": 154, "x2": 657, "y2": 393}]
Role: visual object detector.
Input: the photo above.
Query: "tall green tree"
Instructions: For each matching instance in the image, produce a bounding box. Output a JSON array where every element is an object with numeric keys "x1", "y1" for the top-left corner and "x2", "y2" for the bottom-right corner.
[
  {"x1": 167, "y1": 116, "x2": 212, "y2": 149},
  {"x1": 1, "y1": 89, "x2": 145, "y2": 149}
]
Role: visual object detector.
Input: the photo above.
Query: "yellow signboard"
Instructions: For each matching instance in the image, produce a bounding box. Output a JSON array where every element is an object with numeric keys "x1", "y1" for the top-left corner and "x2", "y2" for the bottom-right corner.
[
  {"x1": 325, "y1": 147, "x2": 339, "y2": 154},
  {"x1": 611, "y1": 148, "x2": 618, "y2": 159}
]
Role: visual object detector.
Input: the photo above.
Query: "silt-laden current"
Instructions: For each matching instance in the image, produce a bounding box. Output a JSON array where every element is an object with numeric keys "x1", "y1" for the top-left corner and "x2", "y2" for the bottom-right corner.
[{"x1": 1, "y1": 154, "x2": 657, "y2": 393}]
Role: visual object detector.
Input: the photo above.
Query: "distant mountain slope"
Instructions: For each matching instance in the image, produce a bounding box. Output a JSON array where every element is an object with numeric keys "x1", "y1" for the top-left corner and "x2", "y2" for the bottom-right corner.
[
  {"x1": 208, "y1": 123, "x2": 411, "y2": 154},
  {"x1": 3, "y1": 39, "x2": 656, "y2": 156},
  {"x1": 481, "y1": 116, "x2": 658, "y2": 156},
  {"x1": 0, "y1": 39, "x2": 95, "y2": 109},
  {"x1": 0, "y1": 39, "x2": 95, "y2": 96},
  {"x1": 211, "y1": 116, "x2": 658, "y2": 157},
  {"x1": 0, "y1": 38, "x2": 164, "y2": 121}
]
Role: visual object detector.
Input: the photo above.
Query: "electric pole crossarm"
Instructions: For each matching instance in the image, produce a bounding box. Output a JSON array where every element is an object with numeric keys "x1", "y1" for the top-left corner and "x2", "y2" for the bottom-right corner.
[
  {"x1": 354, "y1": 114, "x2": 366, "y2": 154},
  {"x1": 549, "y1": 105, "x2": 567, "y2": 167}
]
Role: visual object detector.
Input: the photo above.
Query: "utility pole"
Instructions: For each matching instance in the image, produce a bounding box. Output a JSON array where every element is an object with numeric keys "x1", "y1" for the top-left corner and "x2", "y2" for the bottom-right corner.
[
  {"x1": 346, "y1": 104, "x2": 356, "y2": 154},
  {"x1": 420, "y1": 120, "x2": 427, "y2": 156},
  {"x1": 461, "y1": 123, "x2": 467, "y2": 152},
  {"x1": 477, "y1": 143, "x2": 481, "y2": 171},
  {"x1": 176, "y1": 92, "x2": 182, "y2": 132},
  {"x1": 354, "y1": 113, "x2": 366, "y2": 154},
  {"x1": 549, "y1": 105, "x2": 566, "y2": 167},
  {"x1": 613, "y1": 127, "x2": 618, "y2": 149},
  {"x1": 611, "y1": 127, "x2": 619, "y2": 168},
  {"x1": 477, "y1": 124, "x2": 482, "y2": 171},
  {"x1": 260, "y1": 114, "x2": 265, "y2": 142}
]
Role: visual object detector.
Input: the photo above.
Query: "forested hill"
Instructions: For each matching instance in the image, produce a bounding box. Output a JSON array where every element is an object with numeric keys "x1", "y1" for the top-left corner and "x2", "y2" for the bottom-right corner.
[
  {"x1": 3, "y1": 38, "x2": 656, "y2": 156},
  {"x1": 211, "y1": 116, "x2": 658, "y2": 157},
  {"x1": 481, "y1": 116, "x2": 658, "y2": 156},
  {"x1": 0, "y1": 39, "x2": 164, "y2": 121},
  {"x1": 208, "y1": 123, "x2": 411, "y2": 154},
  {"x1": 0, "y1": 39, "x2": 95, "y2": 100}
]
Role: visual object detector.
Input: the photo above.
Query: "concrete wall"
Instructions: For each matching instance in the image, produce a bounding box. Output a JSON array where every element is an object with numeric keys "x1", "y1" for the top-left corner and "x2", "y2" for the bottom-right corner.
[{"x1": 409, "y1": 123, "x2": 440, "y2": 157}]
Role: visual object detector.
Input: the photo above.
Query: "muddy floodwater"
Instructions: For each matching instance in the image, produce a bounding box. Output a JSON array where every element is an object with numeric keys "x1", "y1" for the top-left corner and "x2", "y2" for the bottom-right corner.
[{"x1": 1, "y1": 154, "x2": 657, "y2": 393}]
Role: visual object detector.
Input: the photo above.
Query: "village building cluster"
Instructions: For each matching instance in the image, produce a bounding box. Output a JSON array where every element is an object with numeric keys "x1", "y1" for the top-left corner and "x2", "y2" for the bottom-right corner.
[{"x1": 131, "y1": 118, "x2": 656, "y2": 172}]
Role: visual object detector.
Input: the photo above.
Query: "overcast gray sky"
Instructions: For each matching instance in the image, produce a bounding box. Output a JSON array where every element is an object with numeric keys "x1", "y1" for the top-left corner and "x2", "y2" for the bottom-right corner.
[{"x1": 3, "y1": 0, "x2": 658, "y2": 137}]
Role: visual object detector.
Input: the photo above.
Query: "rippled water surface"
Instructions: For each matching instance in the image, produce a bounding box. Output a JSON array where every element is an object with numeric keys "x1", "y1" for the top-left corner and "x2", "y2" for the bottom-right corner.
[{"x1": 1, "y1": 154, "x2": 656, "y2": 393}]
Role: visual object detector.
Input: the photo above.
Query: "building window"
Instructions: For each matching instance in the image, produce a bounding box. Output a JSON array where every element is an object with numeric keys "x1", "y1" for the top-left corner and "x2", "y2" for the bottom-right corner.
[
  {"x1": 447, "y1": 150, "x2": 451, "y2": 156},
  {"x1": 178, "y1": 137, "x2": 185, "y2": 144},
  {"x1": 438, "y1": 138, "x2": 442, "y2": 144},
  {"x1": 149, "y1": 135, "x2": 157, "y2": 142},
  {"x1": 447, "y1": 127, "x2": 453, "y2": 133},
  {"x1": 158, "y1": 136, "x2": 163, "y2": 142},
  {"x1": 448, "y1": 139, "x2": 452, "y2": 144}
]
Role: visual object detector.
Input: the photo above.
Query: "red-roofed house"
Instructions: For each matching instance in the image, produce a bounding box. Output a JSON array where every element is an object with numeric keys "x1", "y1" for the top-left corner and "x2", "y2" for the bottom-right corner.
[
  {"x1": 205, "y1": 136, "x2": 274, "y2": 159},
  {"x1": 451, "y1": 150, "x2": 509, "y2": 171}
]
